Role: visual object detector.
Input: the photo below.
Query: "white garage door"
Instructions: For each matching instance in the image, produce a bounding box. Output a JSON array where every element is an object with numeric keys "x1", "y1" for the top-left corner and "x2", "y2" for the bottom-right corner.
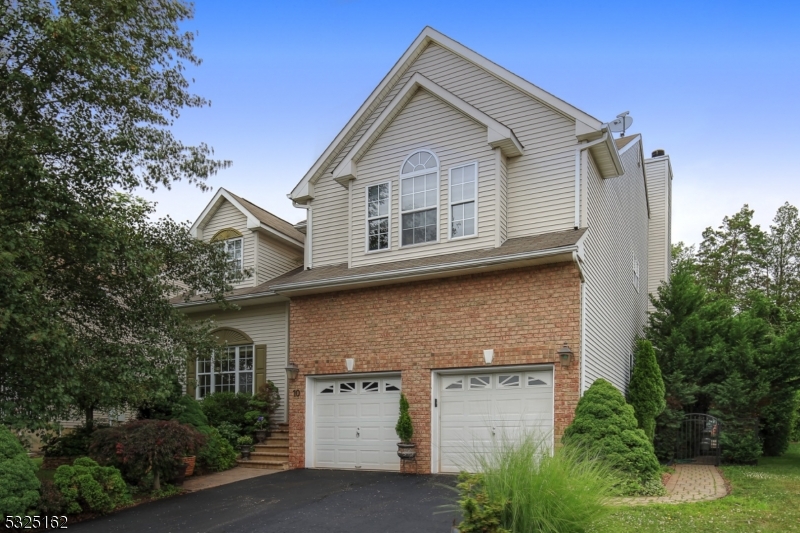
[
  {"x1": 439, "y1": 369, "x2": 553, "y2": 473},
  {"x1": 313, "y1": 375, "x2": 402, "y2": 470}
]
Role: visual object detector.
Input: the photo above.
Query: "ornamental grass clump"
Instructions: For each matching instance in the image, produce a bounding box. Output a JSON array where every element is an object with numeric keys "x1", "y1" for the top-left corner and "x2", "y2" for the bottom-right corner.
[
  {"x1": 457, "y1": 432, "x2": 614, "y2": 533},
  {"x1": 563, "y1": 378, "x2": 664, "y2": 496}
]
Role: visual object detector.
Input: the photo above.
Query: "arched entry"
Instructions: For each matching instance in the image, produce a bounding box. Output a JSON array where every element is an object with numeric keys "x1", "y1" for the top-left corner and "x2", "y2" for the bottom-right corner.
[{"x1": 676, "y1": 414, "x2": 722, "y2": 465}]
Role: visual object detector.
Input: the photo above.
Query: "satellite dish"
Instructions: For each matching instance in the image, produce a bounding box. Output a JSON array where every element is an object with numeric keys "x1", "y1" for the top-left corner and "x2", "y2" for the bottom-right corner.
[{"x1": 606, "y1": 111, "x2": 633, "y2": 137}]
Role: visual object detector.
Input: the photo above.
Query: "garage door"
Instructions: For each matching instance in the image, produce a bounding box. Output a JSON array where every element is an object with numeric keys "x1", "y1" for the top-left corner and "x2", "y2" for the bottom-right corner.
[
  {"x1": 313, "y1": 375, "x2": 402, "y2": 470},
  {"x1": 439, "y1": 369, "x2": 553, "y2": 473}
]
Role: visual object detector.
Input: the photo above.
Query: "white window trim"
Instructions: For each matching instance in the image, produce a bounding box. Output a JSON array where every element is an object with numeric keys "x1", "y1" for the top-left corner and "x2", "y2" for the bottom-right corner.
[
  {"x1": 399, "y1": 150, "x2": 440, "y2": 249},
  {"x1": 223, "y1": 237, "x2": 244, "y2": 273},
  {"x1": 195, "y1": 344, "x2": 254, "y2": 399},
  {"x1": 364, "y1": 181, "x2": 392, "y2": 254},
  {"x1": 448, "y1": 161, "x2": 479, "y2": 241}
]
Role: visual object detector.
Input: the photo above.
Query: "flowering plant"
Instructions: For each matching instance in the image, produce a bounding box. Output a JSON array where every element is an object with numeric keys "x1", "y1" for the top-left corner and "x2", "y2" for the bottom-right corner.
[{"x1": 254, "y1": 416, "x2": 268, "y2": 430}]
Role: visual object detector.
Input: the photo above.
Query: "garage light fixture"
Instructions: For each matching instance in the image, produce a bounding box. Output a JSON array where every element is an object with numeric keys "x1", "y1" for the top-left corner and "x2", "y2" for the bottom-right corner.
[
  {"x1": 483, "y1": 349, "x2": 494, "y2": 365},
  {"x1": 345, "y1": 358, "x2": 355, "y2": 372},
  {"x1": 557, "y1": 344, "x2": 573, "y2": 367},
  {"x1": 285, "y1": 361, "x2": 299, "y2": 381}
]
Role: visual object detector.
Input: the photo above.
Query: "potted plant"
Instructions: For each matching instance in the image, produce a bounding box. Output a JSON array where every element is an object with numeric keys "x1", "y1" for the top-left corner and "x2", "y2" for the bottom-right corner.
[
  {"x1": 181, "y1": 454, "x2": 196, "y2": 476},
  {"x1": 395, "y1": 393, "x2": 416, "y2": 460},
  {"x1": 238, "y1": 435, "x2": 253, "y2": 460},
  {"x1": 254, "y1": 416, "x2": 269, "y2": 443}
]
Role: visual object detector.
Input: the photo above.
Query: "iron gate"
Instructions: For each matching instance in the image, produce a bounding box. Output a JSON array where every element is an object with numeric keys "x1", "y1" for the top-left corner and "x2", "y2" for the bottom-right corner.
[{"x1": 675, "y1": 413, "x2": 722, "y2": 465}]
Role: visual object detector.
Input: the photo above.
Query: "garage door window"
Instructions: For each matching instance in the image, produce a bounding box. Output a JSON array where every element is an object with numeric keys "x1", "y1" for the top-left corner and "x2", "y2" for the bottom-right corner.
[
  {"x1": 498, "y1": 375, "x2": 520, "y2": 388},
  {"x1": 469, "y1": 376, "x2": 491, "y2": 389},
  {"x1": 526, "y1": 372, "x2": 550, "y2": 386}
]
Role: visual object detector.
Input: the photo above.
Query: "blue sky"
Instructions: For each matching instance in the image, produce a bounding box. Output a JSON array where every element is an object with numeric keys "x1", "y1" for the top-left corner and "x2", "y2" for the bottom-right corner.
[{"x1": 140, "y1": 0, "x2": 800, "y2": 247}]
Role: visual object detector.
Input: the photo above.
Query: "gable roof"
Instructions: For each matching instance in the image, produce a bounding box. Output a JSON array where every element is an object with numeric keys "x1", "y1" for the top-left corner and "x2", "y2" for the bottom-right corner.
[
  {"x1": 190, "y1": 188, "x2": 305, "y2": 247},
  {"x1": 615, "y1": 134, "x2": 640, "y2": 151},
  {"x1": 332, "y1": 73, "x2": 524, "y2": 185},
  {"x1": 290, "y1": 26, "x2": 603, "y2": 202}
]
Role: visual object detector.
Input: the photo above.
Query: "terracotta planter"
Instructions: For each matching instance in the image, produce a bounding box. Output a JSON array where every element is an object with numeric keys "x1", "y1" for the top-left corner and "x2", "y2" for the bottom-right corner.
[
  {"x1": 397, "y1": 442, "x2": 417, "y2": 460},
  {"x1": 255, "y1": 429, "x2": 269, "y2": 443},
  {"x1": 182, "y1": 456, "x2": 196, "y2": 477}
]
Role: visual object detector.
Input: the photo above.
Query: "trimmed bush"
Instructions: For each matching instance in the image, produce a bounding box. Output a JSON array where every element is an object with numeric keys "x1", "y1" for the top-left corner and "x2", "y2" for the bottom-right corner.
[
  {"x1": 627, "y1": 339, "x2": 666, "y2": 441},
  {"x1": 563, "y1": 379, "x2": 664, "y2": 496},
  {"x1": 456, "y1": 433, "x2": 613, "y2": 533},
  {"x1": 38, "y1": 480, "x2": 66, "y2": 514},
  {"x1": 395, "y1": 393, "x2": 413, "y2": 443},
  {"x1": 214, "y1": 421, "x2": 243, "y2": 448},
  {"x1": 200, "y1": 392, "x2": 252, "y2": 428},
  {"x1": 91, "y1": 420, "x2": 205, "y2": 490},
  {"x1": 0, "y1": 425, "x2": 40, "y2": 516},
  {"x1": 244, "y1": 381, "x2": 281, "y2": 435},
  {"x1": 53, "y1": 457, "x2": 130, "y2": 515},
  {"x1": 174, "y1": 395, "x2": 209, "y2": 429},
  {"x1": 197, "y1": 427, "x2": 238, "y2": 472},
  {"x1": 42, "y1": 425, "x2": 97, "y2": 458}
]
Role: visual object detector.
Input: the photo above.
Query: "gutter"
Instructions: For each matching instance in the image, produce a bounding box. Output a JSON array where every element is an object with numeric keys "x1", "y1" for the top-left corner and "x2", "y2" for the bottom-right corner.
[
  {"x1": 574, "y1": 131, "x2": 610, "y2": 229},
  {"x1": 270, "y1": 243, "x2": 581, "y2": 294},
  {"x1": 172, "y1": 289, "x2": 282, "y2": 310}
]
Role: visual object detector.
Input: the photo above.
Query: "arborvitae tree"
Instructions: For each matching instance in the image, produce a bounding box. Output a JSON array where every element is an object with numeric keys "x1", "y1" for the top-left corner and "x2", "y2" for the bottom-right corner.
[
  {"x1": 627, "y1": 339, "x2": 666, "y2": 442},
  {"x1": 563, "y1": 379, "x2": 662, "y2": 495},
  {"x1": 395, "y1": 394, "x2": 413, "y2": 443}
]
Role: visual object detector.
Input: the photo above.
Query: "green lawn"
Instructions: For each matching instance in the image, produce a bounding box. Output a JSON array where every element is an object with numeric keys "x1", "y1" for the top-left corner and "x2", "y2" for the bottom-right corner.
[{"x1": 592, "y1": 443, "x2": 800, "y2": 533}]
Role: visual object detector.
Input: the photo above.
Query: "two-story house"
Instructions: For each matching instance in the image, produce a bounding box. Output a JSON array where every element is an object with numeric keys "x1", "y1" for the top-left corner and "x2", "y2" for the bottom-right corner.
[{"x1": 180, "y1": 27, "x2": 673, "y2": 474}]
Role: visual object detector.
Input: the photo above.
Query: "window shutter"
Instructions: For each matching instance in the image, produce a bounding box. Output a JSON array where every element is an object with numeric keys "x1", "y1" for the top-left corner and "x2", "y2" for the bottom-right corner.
[
  {"x1": 186, "y1": 356, "x2": 197, "y2": 398},
  {"x1": 255, "y1": 344, "x2": 267, "y2": 391}
]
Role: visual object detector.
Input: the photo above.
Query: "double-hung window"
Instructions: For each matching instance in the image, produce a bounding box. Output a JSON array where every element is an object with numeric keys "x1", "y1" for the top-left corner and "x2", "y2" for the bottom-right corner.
[
  {"x1": 224, "y1": 237, "x2": 243, "y2": 272},
  {"x1": 400, "y1": 150, "x2": 439, "y2": 246},
  {"x1": 366, "y1": 183, "x2": 390, "y2": 251},
  {"x1": 449, "y1": 162, "x2": 477, "y2": 238},
  {"x1": 196, "y1": 345, "x2": 254, "y2": 399}
]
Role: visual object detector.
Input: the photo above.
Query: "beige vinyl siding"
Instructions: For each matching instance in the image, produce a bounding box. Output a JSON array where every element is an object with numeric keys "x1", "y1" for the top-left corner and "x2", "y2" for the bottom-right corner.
[
  {"x1": 257, "y1": 233, "x2": 303, "y2": 282},
  {"x1": 582, "y1": 143, "x2": 649, "y2": 393},
  {"x1": 350, "y1": 89, "x2": 496, "y2": 267},
  {"x1": 498, "y1": 149, "x2": 508, "y2": 244},
  {"x1": 644, "y1": 157, "x2": 671, "y2": 311},
  {"x1": 203, "y1": 200, "x2": 255, "y2": 289},
  {"x1": 192, "y1": 303, "x2": 290, "y2": 422},
  {"x1": 310, "y1": 43, "x2": 578, "y2": 267}
]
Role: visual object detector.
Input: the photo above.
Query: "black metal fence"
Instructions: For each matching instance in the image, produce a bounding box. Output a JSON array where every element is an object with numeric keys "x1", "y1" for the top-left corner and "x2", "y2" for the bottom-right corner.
[{"x1": 675, "y1": 413, "x2": 722, "y2": 466}]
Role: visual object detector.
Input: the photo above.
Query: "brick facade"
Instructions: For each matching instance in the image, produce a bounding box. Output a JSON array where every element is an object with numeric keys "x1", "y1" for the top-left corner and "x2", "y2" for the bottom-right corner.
[{"x1": 287, "y1": 261, "x2": 583, "y2": 473}]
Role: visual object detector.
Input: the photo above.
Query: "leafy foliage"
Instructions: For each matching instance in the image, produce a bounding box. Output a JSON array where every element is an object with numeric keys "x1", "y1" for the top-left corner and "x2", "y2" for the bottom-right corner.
[
  {"x1": 395, "y1": 393, "x2": 413, "y2": 443},
  {"x1": 0, "y1": 425, "x2": 40, "y2": 515},
  {"x1": 563, "y1": 379, "x2": 663, "y2": 495},
  {"x1": 200, "y1": 392, "x2": 252, "y2": 429},
  {"x1": 174, "y1": 395, "x2": 209, "y2": 429},
  {"x1": 37, "y1": 480, "x2": 67, "y2": 515},
  {"x1": 627, "y1": 339, "x2": 666, "y2": 441},
  {"x1": 455, "y1": 433, "x2": 613, "y2": 533},
  {"x1": 214, "y1": 422, "x2": 243, "y2": 448},
  {"x1": 0, "y1": 0, "x2": 240, "y2": 431},
  {"x1": 42, "y1": 425, "x2": 99, "y2": 458},
  {"x1": 244, "y1": 381, "x2": 281, "y2": 434},
  {"x1": 196, "y1": 427, "x2": 238, "y2": 472},
  {"x1": 90, "y1": 420, "x2": 205, "y2": 491},
  {"x1": 53, "y1": 457, "x2": 130, "y2": 515}
]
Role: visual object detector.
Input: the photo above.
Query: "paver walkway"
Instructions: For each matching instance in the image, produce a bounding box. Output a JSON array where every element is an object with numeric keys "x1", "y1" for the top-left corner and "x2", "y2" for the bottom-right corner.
[
  {"x1": 616, "y1": 464, "x2": 728, "y2": 505},
  {"x1": 181, "y1": 466, "x2": 280, "y2": 492}
]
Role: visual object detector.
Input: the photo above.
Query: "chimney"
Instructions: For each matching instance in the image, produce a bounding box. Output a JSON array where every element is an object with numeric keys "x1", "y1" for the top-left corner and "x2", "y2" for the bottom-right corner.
[
  {"x1": 644, "y1": 150, "x2": 673, "y2": 312},
  {"x1": 651, "y1": 149, "x2": 666, "y2": 158}
]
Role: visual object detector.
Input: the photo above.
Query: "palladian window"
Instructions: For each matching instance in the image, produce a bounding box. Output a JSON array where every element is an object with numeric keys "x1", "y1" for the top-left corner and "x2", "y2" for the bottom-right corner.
[{"x1": 400, "y1": 150, "x2": 439, "y2": 246}]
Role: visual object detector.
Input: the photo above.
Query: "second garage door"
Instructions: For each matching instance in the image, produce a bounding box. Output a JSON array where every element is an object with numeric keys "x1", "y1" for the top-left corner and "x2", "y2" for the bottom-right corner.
[
  {"x1": 438, "y1": 368, "x2": 554, "y2": 473},
  {"x1": 313, "y1": 375, "x2": 402, "y2": 470}
]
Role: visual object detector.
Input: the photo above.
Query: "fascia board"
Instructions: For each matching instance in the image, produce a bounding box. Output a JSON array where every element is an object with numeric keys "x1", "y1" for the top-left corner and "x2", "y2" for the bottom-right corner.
[
  {"x1": 617, "y1": 134, "x2": 642, "y2": 155},
  {"x1": 270, "y1": 244, "x2": 578, "y2": 295},
  {"x1": 332, "y1": 73, "x2": 523, "y2": 182},
  {"x1": 173, "y1": 290, "x2": 285, "y2": 312},
  {"x1": 291, "y1": 26, "x2": 602, "y2": 199}
]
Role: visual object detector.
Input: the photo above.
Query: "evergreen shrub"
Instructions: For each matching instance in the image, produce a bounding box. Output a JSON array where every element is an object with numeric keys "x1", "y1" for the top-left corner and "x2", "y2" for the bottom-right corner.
[
  {"x1": 563, "y1": 379, "x2": 664, "y2": 496},
  {"x1": 200, "y1": 392, "x2": 251, "y2": 428},
  {"x1": 53, "y1": 457, "x2": 130, "y2": 515},
  {"x1": 0, "y1": 425, "x2": 40, "y2": 515},
  {"x1": 174, "y1": 395, "x2": 209, "y2": 429},
  {"x1": 395, "y1": 394, "x2": 413, "y2": 443},
  {"x1": 627, "y1": 339, "x2": 666, "y2": 441},
  {"x1": 197, "y1": 427, "x2": 238, "y2": 472}
]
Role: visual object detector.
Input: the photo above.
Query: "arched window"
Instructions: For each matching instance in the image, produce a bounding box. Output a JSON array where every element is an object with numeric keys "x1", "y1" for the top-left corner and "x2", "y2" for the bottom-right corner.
[
  {"x1": 210, "y1": 228, "x2": 243, "y2": 272},
  {"x1": 196, "y1": 328, "x2": 254, "y2": 398},
  {"x1": 400, "y1": 150, "x2": 439, "y2": 246}
]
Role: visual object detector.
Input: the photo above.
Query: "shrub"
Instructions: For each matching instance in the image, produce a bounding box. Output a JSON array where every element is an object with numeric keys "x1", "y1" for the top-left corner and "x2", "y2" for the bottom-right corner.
[
  {"x1": 53, "y1": 457, "x2": 130, "y2": 515},
  {"x1": 244, "y1": 382, "x2": 281, "y2": 434},
  {"x1": 200, "y1": 392, "x2": 252, "y2": 428},
  {"x1": 237, "y1": 435, "x2": 253, "y2": 446},
  {"x1": 42, "y1": 425, "x2": 97, "y2": 458},
  {"x1": 792, "y1": 393, "x2": 800, "y2": 443},
  {"x1": 136, "y1": 370, "x2": 183, "y2": 420},
  {"x1": 38, "y1": 480, "x2": 66, "y2": 514},
  {"x1": 214, "y1": 421, "x2": 243, "y2": 447},
  {"x1": 196, "y1": 427, "x2": 238, "y2": 472},
  {"x1": 91, "y1": 420, "x2": 205, "y2": 491},
  {"x1": 395, "y1": 393, "x2": 413, "y2": 443},
  {"x1": 563, "y1": 379, "x2": 664, "y2": 496},
  {"x1": 174, "y1": 395, "x2": 209, "y2": 429},
  {"x1": 627, "y1": 339, "x2": 666, "y2": 441},
  {"x1": 0, "y1": 425, "x2": 40, "y2": 515},
  {"x1": 456, "y1": 433, "x2": 613, "y2": 533}
]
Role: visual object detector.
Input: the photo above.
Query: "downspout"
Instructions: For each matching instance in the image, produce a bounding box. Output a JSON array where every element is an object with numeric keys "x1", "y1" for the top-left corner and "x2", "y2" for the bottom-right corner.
[
  {"x1": 293, "y1": 201, "x2": 312, "y2": 270},
  {"x1": 574, "y1": 131, "x2": 609, "y2": 229},
  {"x1": 572, "y1": 249, "x2": 587, "y2": 396}
]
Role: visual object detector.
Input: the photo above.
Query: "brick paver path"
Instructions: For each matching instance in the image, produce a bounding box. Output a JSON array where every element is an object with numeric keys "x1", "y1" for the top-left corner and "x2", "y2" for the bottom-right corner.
[
  {"x1": 615, "y1": 464, "x2": 728, "y2": 506},
  {"x1": 181, "y1": 466, "x2": 279, "y2": 492}
]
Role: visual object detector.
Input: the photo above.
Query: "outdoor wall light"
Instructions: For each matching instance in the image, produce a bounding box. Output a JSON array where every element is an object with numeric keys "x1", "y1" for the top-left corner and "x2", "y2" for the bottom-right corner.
[
  {"x1": 483, "y1": 349, "x2": 494, "y2": 365},
  {"x1": 285, "y1": 361, "x2": 299, "y2": 381},
  {"x1": 558, "y1": 344, "x2": 574, "y2": 366},
  {"x1": 345, "y1": 358, "x2": 355, "y2": 372}
]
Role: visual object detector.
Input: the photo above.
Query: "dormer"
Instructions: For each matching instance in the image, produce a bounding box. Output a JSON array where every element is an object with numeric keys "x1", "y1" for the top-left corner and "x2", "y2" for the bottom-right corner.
[{"x1": 191, "y1": 188, "x2": 304, "y2": 288}]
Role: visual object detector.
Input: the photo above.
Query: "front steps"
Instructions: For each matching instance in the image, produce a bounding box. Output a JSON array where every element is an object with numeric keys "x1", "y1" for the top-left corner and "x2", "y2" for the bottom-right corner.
[{"x1": 237, "y1": 423, "x2": 290, "y2": 470}]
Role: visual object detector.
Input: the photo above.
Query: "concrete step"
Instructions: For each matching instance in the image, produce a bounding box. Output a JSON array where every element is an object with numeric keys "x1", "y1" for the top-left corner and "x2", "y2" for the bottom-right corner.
[
  {"x1": 251, "y1": 451, "x2": 288, "y2": 459},
  {"x1": 236, "y1": 458, "x2": 289, "y2": 470},
  {"x1": 253, "y1": 443, "x2": 288, "y2": 449}
]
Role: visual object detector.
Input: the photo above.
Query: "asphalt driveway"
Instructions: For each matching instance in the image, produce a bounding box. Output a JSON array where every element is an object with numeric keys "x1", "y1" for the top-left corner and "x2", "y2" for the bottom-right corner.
[{"x1": 69, "y1": 470, "x2": 461, "y2": 533}]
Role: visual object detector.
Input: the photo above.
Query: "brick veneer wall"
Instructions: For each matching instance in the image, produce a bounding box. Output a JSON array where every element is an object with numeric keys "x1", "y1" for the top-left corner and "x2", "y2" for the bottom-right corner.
[{"x1": 287, "y1": 262, "x2": 582, "y2": 473}]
